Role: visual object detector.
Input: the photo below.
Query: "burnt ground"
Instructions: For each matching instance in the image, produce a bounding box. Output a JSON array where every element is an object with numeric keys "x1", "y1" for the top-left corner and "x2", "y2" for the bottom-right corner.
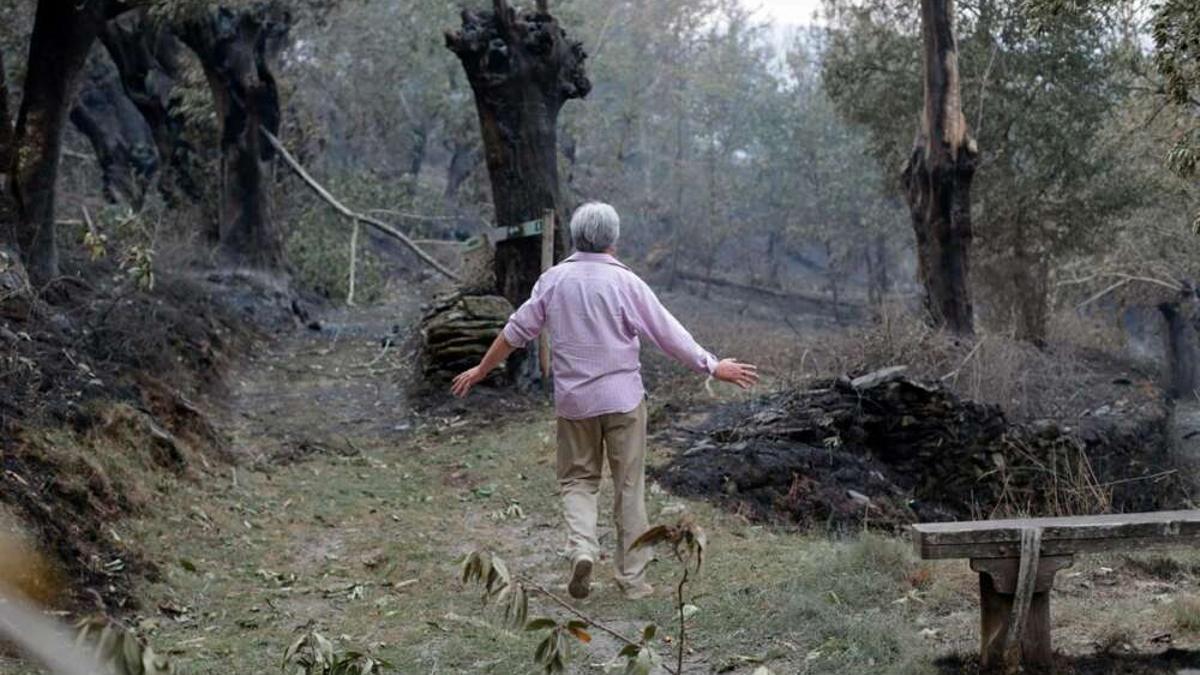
[{"x1": 0, "y1": 262, "x2": 301, "y2": 611}]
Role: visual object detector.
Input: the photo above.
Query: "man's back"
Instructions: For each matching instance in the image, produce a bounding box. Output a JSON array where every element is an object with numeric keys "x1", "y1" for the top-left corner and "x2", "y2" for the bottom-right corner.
[{"x1": 502, "y1": 252, "x2": 717, "y2": 419}]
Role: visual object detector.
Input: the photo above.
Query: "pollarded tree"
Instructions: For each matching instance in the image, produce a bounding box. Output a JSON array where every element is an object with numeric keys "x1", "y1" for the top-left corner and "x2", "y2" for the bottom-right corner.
[
  {"x1": 70, "y1": 51, "x2": 160, "y2": 207},
  {"x1": 9, "y1": 0, "x2": 130, "y2": 286},
  {"x1": 445, "y1": 0, "x2": 590, "y2": 306},
  {"x1": 176, "y1": 2, "x2": 291, "y2": 271},
  {"x1": 0, "y1": 48, "x2": 32, "y2": 318},
  {"x1": 99, "y1": 7, "x2": 200, "y2": 204}
]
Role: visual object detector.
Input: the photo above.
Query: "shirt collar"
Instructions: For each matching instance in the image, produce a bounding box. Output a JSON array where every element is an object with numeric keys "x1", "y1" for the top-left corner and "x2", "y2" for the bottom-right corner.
[{"x1": 563, "y1": 251, "x2": 631, "y2": 270}]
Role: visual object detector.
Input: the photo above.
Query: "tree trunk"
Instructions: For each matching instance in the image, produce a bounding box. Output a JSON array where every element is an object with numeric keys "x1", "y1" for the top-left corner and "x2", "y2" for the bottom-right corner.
[
  {"x1": 10, "y1": 0, "x2": 119, "y2": 286},
  {"x1": 766, "y1": 229, "x2": 782, "y2": 289},
  {"x1": 100, "y1": 8, "x2": 201, "y2": 204},
  {"x1": 873, "y1": 233, "x2": 890, "y2": 298},
  {"x1": 443, "y1": 138, "x2": 480, "y2": 203},
  {"x1": 1011, "y1": 235, "x2": 1049, "y2": 346},
  {"x1": 0, "y1": 49, "x2": 15, "y2": 250},
  {"x1": 0, "y1": 50, "x2": 32, "y2": 318},
  {"x1": 70, "y1": 51, "x2": 159, "y2": 207},
  {"x1": 1160, "y1": 285, "x2": 1200, "y2": 400},
  {"x1": 865, "y1": 242, "x2": 878, "y2": 307},
  {"x1": 178, "y1": 3, "x2": 290, "y2": 271},
  {"x1": 901, "y1": 0, "x2": 978, "y2": 335},
  {"x1": 445, "y1": 0, "x2": 590, "y2": 307}
]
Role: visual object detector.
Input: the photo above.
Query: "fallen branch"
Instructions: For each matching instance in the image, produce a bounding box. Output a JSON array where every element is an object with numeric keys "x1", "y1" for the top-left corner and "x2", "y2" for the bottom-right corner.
[
  {"x1": 365, "y1": 209, "x2": 458, "y2": 222},
  {"x1": 261, "y1": 127, "x2": 461, "y2": 282},
  {"x1": 675, "y1": 270, "x2": 862, "y2": 311}
]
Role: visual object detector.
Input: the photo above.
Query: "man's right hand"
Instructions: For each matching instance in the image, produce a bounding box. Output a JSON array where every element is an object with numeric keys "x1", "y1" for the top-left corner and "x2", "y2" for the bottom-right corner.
[
  {"x1": 713, "y1": 358, "x2": 759, "y2": 389},
  {"x1": 451, "y1": 365, "x2": 486, "y2": 398}
]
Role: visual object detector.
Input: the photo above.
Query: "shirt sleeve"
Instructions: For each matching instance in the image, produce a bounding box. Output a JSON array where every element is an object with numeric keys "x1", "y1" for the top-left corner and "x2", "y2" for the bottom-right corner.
[
  {"x1": 501, "y1": 276, "x2": 548, "y2": 348},
  {"x1": 626, "y1": 279, "x2": 719, "y2": 375}
]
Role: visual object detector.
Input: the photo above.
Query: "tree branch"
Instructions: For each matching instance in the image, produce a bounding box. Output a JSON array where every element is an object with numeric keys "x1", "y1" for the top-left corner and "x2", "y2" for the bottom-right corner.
[
  {"x1": 261, "y1": 127, "x2": 461, "y2": 282},
  {"x1": 518, "y1": 575, "x2": 679, "y2": 675}
]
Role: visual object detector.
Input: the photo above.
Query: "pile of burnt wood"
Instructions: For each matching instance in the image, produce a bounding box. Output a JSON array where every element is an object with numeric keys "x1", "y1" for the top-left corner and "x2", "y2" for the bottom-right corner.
[
  {"x1": 654, "y1": 367, "x2": 1188, "y2": 530},
  {"x1": 419, "y1": 292, "x2": 513, "y2": 381}
]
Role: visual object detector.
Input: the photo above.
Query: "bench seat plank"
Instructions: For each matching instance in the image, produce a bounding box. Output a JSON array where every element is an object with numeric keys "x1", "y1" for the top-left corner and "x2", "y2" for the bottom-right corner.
[{"x1": 913, "y1": 510, "x2": 1200, "y2": 559}]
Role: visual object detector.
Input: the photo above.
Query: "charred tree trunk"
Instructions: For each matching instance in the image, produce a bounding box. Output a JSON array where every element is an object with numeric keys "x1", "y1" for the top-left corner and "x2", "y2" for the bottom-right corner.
[
  {"x1": 70, "y1": 52, "x2": 159, "y2": 207},
  {"x1": 100, "y1": 8, "x2": 200, "y2": 204},
  {"x1": 445, "y1": 0, "x2": 590, "y2": 307},
  {"x1": 0, "y1": 51, "x2": 31, "y2": 318},
  {"x1": 1160, "y1": 284, "x2": 1200, "y2": 400},
  {"x1": 10, "y1": 0, "x2": 121, "y2": 286},
  {"x1": 901, "y1": 0, "x2": 978, "y2": 335},
  {"x1": 1011, "y1": 238, "x2": 1049, "y2": 346},
  {"x1": 443, "y1": 138, "x2": 480, "y2": 203},
  {"x1": 0, "y1": 49, "x2": 15, "y2": 250},
  {"x1": 873, "y1": 233, "x2": 890, "y2": 298},
  {"x1": 178, "y1": 3, "x2": 290, "y2": 271}
]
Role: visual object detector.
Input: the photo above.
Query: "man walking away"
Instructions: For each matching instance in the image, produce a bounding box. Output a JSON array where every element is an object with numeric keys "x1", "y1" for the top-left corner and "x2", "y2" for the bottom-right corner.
[{"x1": 451, "y1": 202, "x2": 758, "y2": 599}]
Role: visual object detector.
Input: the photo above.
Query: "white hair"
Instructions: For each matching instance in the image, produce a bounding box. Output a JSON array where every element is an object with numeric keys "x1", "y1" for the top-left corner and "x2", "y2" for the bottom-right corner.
[{"x1": 569, "y1": 202, "x2": 620, "y2": 253}]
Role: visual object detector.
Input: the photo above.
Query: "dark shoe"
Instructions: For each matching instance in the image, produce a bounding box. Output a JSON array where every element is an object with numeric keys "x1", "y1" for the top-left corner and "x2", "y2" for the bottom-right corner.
[{"x1": 568, "y1": 555, "x2": 593, "y2": 599}]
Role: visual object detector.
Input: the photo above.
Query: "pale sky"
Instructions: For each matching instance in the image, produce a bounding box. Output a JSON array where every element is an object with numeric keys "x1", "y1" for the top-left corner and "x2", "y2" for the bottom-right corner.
[{"x1": 745, "y1": 0, "x2": 825, "y2": 26}]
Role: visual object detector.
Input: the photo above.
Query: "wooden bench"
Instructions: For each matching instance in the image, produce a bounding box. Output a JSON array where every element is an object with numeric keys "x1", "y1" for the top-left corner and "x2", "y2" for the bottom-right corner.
[{"x1": 912, "y1": 510, "x2": 1200, "y2": 670}]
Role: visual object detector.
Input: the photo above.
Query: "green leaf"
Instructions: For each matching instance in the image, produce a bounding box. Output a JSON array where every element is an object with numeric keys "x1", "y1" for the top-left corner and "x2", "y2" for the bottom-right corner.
[
  {"x1": 525, "y1": 617, "x2": 557, "y2": 631},
  {"x1": 641, "y1": 624, "x2": 656, "y2": 642}
]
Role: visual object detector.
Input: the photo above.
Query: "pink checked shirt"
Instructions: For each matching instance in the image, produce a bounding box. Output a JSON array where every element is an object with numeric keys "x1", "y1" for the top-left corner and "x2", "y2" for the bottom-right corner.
[{"x1": 502, "y1": 252, "x2": 718, "y2": 420}]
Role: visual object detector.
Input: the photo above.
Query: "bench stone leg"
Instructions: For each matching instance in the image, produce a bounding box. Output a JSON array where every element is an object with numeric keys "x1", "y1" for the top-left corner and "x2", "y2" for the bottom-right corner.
[{"x1": 971, "y1": 555, "x2": 1073, "y2": 671}]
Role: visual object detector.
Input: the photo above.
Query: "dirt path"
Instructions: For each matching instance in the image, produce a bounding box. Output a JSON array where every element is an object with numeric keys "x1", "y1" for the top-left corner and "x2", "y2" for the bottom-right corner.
[
  {"x1": 104, "y1": 289, "x2": 692, "y2": 673},
  {"x1": 13, "y1": 290, "x2": 1200, "y2": 675}
]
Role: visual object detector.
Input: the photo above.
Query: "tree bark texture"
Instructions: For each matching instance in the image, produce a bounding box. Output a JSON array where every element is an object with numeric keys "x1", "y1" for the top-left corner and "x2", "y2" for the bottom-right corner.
[
  {"x1": 901, "y1": 0, "x2": 977, "y2": 335},
  {"x1": 10, "y1": 0, "x2": 122, "y2": 286},
  {"x1": 445, "y1": 0, "x2": 590, "y2": 307},
  {"x1": 1011, "y1": 244, "x2": 1049, "y2": 346},
  {"x1": 1160, "y1": 284, "x2": 1200, "y2": 400},
  {"x1": 100, "y1": 8, "x2": 201, "y2": 204},
  {"x1": 178, "y1": 3, "x2": 290, "y2": 271},
  {"x1": 70, "y1": 51, "x2": 159, "y2": 207},
  {"x1": 0, "y1": 49, "x2": 15, "y2": 250}
]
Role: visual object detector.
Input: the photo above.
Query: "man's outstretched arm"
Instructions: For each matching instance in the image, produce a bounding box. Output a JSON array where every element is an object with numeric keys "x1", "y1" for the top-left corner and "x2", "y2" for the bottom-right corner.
[{"x1": 629, "y1": 281, "x2": 759, "y2": 389}]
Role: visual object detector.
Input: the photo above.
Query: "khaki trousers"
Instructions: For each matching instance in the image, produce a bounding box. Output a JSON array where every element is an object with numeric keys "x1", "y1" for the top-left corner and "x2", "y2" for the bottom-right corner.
[{"x1": 556, "y1": 401, "x2": 651, "y2": 587}]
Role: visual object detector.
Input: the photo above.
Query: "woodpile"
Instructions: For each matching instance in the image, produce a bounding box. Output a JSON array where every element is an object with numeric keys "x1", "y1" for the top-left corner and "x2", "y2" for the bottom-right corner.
[
  {"x1": 420, "y1": 292, "x2": 513, "y2": 381},
  {"x1": 655, "y1": 367, "x2": 1189, "y2": 531}
]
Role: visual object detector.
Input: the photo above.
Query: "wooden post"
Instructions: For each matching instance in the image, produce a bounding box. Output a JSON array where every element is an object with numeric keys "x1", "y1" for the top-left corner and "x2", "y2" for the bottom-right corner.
[
  {"x1": 971, "y1": 555, "x2": 1072, "y2": 671},
  {"x1": 347, "y1": 218, "x2": 360, "y2": 306},
  {"x1": 538, "y1": 209, "x2": 555, "y2": 381}
]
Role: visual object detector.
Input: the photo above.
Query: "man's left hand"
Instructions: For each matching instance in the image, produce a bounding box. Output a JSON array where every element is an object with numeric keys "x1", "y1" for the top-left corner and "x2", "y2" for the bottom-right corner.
[
  {"x1": 713, "y1": 358, "x2": 759, "y2": 390},
  {"x1": 451, "y1": 366, "x2": 486, "y2": 398}
]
